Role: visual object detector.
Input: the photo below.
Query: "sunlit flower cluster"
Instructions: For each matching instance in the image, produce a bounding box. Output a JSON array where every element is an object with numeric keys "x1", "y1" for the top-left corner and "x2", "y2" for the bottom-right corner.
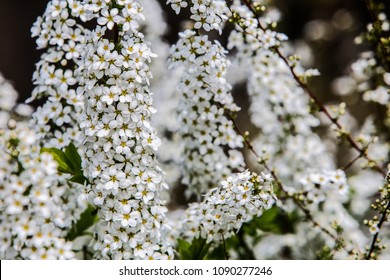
[
  {"x1": 77, "y1": 0, "x2": 173, "y2": 259},
  {"x1": 174, "y1": 170, "x2": 275, "y2": 243},
  {"x1": 28, "y1": 1, "x2": 88, "y2": 245},
  {"x1": 167, "y1": 0, "x2": 229, "y2": 32}
]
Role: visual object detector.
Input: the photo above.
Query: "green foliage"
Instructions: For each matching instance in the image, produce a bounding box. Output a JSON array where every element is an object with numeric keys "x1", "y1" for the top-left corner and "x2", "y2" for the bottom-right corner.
[
  {"x1": 41, "y1": 143, "x2": 95, "y2": 241},
  {"x1": 69, "y1": 174, "x2": 88, "y2": 185},
  {"x1": 41, "y1": 143, "x2": 88, "y2": 184},
  {"x1": 66, "y1": 205, "x2": 98, "y2": 241},
  {"x1": 243, "y1": 206, "x2": 298, "y2": 237},
  {"x1": 41, "y1": 147, "x2": 73, "y2": 174},
  {"x1": 64, "y1": 143, "x2": 82, "y2": 174},
  {"x1": 205, "y1": 235, "x2": 242, "y2": 260},
  {"x1": 204, "y1": 243, "x2": 227, "y2": 260},
  {"x1": 177, "y1": 238, "x2": 212, "y2": 260}
]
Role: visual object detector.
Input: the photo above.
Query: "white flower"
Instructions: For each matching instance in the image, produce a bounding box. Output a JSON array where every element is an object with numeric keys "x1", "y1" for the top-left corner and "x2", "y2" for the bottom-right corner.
[{"x1": 97, "y1": 8, "x2": 122, "y2": 30}]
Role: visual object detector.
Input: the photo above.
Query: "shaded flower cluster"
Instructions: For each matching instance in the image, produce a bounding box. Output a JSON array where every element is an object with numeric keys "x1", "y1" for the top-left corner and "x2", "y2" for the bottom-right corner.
[
  {"x1": 228, "y1": 3, "x2": 336, "y2": 189},
  {"x1": 299, "y1": 169, "x2": 349, "y2": 204},
  {"x1": 28, "y1": 0, "x2": 89, "y2": 244},
  {"x1": 141, "y1": 0, "x2": 183, "y2": 190},
  {"x1": 169, "y1": 30, "x2": 245, "y2": 197},
  {"x1": 0, "y1": 123, "x2": 74, "y2": 259},
  {"x1": 225, "y1": 1, "x2": 371, "y2": 259}
]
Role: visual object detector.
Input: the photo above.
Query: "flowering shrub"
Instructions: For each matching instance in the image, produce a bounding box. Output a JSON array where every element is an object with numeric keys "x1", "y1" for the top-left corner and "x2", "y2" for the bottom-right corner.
[{"x1": 0, "y1": 0, "x2": 389, "y2": 260}]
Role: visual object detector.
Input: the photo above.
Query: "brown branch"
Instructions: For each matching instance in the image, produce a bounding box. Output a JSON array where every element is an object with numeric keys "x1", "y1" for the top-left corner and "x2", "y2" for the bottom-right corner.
[
  {"x1": 341, "y1": 152, "x2": 365, "y2": 172},
  {"x1": 341, "y1": 138, "x2": 375, "y2": 171}
]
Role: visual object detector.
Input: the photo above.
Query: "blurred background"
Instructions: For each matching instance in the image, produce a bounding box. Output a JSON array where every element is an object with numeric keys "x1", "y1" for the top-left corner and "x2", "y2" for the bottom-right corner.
[{"x1": 0, "y1": 0, "x2": 386, "y2": 106}]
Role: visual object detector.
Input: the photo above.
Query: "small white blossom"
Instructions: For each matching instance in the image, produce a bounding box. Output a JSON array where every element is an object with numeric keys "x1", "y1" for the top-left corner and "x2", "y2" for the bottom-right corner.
[{"x1": 173, "y1": 171, "x2": 276, "y2": 243}]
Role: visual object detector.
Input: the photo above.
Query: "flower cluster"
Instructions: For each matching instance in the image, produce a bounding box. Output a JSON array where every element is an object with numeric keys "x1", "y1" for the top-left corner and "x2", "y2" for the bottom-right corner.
[
  {"x1": 334, "y1": 51, "x2": 390, "y2": 106},
  {"x1": 0, "y1": 123, "x2": 74, "y2": 259},
  {"x1": 169, "y1": 30, "x2": 245, "y2": 197},
  {"x1": 28, "y1": 0, "x2": 89, "y2": 247},
  {"x1": 78, "y1": 0, "x2": 173, "y2": 259},
  {"x1": 299, "y1": 169, "x2": 349, "y2": 204},
  {"x1": 332, "y1": 10, "x2": 389, "y2": 156},
  {"x1": 29, "y1": 0, "x2": 87, "y2": 149},
  {"x1": 174, "y1": 170, "x2": 275, "y2": 243},
  {"x1": 167, "y1": 0, "x2": 229, "y2": 32},
  {"x1": 0, "y1": 0, "x2": 387, "y2": 261},
  {"x1": 228, "y1": 1, "x2": 288, "y2": 50}
]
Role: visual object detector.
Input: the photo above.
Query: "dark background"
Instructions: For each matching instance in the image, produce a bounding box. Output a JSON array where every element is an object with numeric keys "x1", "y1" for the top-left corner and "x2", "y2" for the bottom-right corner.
[{"x1": 0, "y1": 0, "x2": 382, "y2": 104}]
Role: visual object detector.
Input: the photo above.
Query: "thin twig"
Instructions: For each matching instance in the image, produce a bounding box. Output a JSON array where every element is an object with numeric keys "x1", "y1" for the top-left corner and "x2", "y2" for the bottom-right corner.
[
  {"x1": 342, "y1": 152, "x2": 365, "y2": 172},
  {"x1": 341, "y1": 138, "x2": 375, "y2": 171},
  {"x1": 366, "y1": 199, "x2": 390, "y2": 259}
]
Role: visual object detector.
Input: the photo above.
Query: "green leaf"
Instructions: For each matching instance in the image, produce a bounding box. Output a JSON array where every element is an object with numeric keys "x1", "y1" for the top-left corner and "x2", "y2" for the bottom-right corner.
[
  {"x1": 177, "y1": 237, "x2": 211, "y2": 260},
  {"x1": 69, "y1": 174, "x2": 88, "y2": 185},
  {"x1": 41, "y1": 143, "x2": 85, "y2": 184},
  {"x1": 177, "y1": 239, "x2": 191, "y2": 260},
  {"x1": 41, "y1": 147, "x2": 73, "y2": 174},
  {"x1": 204, "y1": 243, "x2": 226, "y2": 260},
  {"x1": 64, "y1": 143, "x2": 82, "y2": 174},
  {"x1": 244, "y1": 206, "x2": 297, "y2": 236},
  {"x1": 66, "y1": 205, "x2": 98, "y2": 241}
]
